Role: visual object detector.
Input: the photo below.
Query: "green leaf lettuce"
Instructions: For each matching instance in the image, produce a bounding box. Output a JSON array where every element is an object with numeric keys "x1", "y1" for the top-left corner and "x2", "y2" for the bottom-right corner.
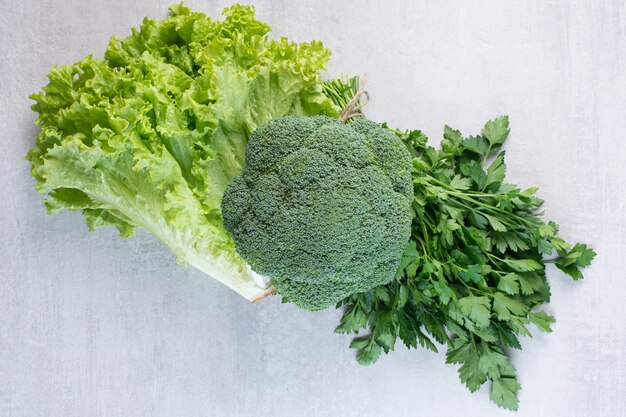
[{"x1": 27, "y1": 4, "x2": 339, "y2": 300}]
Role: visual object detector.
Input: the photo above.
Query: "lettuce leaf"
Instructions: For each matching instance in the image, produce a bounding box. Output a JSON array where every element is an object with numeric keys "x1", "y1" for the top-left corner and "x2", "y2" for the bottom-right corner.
[{"x1": 27, "y1": 4, "x2": 339, "y2": 300}]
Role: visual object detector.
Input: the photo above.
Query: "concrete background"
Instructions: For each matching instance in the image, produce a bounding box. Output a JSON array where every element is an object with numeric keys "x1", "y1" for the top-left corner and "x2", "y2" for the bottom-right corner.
[{"x1": 1, "y1": 0, "x2": 625, "y2": 416}]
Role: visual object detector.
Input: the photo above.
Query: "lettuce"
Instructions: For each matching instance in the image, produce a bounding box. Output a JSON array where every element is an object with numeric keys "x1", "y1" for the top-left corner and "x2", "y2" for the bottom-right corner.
[{"x1": 27, "y1": 4, "x2": 339, "y2": 300}]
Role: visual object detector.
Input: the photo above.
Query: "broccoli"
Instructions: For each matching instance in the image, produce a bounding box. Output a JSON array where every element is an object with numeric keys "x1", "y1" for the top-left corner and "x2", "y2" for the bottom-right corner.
[{"x1": 221, "y1": 116, "x2": 413, "y2": 310}]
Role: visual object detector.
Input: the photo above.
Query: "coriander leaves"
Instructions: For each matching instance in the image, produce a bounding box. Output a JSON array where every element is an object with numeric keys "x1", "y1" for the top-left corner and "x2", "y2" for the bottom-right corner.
[{"x1": 337, "y1": 116, "x2": 595, "y2": 411}]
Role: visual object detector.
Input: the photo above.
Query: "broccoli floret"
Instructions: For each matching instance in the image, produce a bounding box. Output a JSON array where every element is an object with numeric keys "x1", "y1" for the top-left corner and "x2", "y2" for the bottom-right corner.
[{"x1": 221, "y1": 116, "x2": 413, "y2": 310}]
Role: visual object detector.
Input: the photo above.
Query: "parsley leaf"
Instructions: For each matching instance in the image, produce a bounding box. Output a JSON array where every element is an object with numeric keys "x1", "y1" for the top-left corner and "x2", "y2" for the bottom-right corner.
[
  {"x1": 458, "y1": 296, "x2": 492, "y2": 328},
  {"x1": 482, "y1": 115, "x2": 510, "y2": 148}
]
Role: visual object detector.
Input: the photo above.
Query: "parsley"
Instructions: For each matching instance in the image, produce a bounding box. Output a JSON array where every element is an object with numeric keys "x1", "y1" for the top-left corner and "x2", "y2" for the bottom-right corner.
[{"x1": 337, "y1": 116, "x2": 595, "y2": 411}]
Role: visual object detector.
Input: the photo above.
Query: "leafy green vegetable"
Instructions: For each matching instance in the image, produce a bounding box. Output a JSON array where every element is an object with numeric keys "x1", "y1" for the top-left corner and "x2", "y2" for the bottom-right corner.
[
  {"x1": 27, "y1": 4, "x2": 339, "y2": 300},
  {"x1": 28, "y1": 4, "x2": 595, "y2": 410},
  {"x1": 221, "y1": 115, "x2": 413, "y2": 310},
  {"x1": 336, "y1": 116, "x2": 595, "y2": 411}
]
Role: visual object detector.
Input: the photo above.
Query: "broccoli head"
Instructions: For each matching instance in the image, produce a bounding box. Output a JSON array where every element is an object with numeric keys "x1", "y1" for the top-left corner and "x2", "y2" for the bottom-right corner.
[{"x1": 221, "y1": 115, "x2": 413, "y2": 310}]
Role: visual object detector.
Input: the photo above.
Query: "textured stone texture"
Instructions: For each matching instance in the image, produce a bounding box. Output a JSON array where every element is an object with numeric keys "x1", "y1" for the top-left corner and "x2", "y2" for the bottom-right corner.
[{"x1": 1, "y1": 1, "x2": 624, "y2": 416}]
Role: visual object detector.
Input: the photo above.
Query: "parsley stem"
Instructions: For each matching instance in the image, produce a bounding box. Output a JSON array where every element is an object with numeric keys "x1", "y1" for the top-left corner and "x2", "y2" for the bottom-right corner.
[
  {"x1": 542, "y1": 257, "x2": 560, "y2": 263},
  {"x1": 422, "y1": 175, "x2": 539, "y2": 228}
]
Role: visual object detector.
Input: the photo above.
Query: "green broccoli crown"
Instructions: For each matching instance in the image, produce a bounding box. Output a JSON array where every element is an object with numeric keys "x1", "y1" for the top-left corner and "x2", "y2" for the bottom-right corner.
[{"x1": 221, "y1": 115, "x2": 413, "y2": 310}]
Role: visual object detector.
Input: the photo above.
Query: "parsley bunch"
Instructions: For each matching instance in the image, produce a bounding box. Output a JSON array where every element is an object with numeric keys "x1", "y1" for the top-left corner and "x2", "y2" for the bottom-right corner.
[{"x1": 336, "y1": 116, "x2": 595, "y2": 410}]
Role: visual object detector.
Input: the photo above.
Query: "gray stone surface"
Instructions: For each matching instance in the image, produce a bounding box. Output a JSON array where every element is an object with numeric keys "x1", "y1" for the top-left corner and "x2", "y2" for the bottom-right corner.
[{"x1": 1, "y1": 1, "x2": 624, "y2": 416}]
